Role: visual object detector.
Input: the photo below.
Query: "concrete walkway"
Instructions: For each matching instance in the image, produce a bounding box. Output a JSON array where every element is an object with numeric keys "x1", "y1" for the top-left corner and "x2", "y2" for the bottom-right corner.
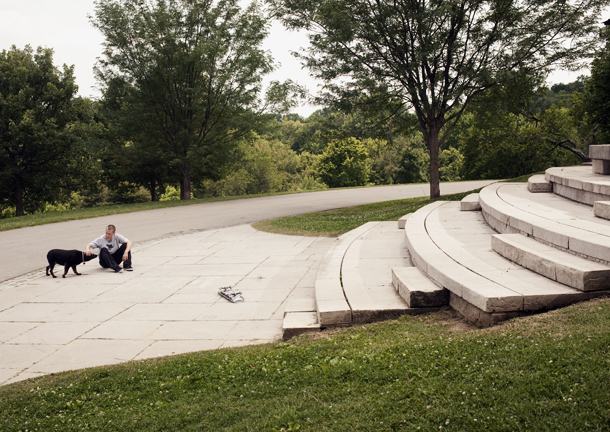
[
  {"x1": 0, "y1": 225, "x2": 335, "y2": 386},
  {"x1": 0, "y1": 181, "x2": 497, "y2": 385},
  {"x1": 0, "y1": 180, "x2": 494, "y2": 282}
]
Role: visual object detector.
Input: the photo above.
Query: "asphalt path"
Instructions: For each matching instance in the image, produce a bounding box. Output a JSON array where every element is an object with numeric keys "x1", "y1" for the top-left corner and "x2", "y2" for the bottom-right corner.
[{"x1": 0, "y1": 180, "x2": 494, "y2": 282}]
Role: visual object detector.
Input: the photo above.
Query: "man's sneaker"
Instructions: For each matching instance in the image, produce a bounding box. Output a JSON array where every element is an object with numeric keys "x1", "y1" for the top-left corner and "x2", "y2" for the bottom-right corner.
[
  {"x1": 114, "y1": 267, "x2": 123, "y2": 273},
  {"x1": 123, "y1": 266, "x2": 133, "y2": 272}
]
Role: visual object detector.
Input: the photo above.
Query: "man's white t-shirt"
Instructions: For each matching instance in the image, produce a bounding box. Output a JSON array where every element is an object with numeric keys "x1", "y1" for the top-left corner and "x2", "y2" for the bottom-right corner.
[{"x1": 89, "y1": 233, "x2": 129, "y2": 254}]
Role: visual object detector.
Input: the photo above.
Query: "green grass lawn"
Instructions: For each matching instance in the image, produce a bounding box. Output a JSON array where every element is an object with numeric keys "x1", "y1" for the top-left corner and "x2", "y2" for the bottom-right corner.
[
  {"x1": 1, "y1": 299, "x2": 609, "y2": 431},
  {"x1": 253, "y1": 190, "x2": 480, "y2": 237}
]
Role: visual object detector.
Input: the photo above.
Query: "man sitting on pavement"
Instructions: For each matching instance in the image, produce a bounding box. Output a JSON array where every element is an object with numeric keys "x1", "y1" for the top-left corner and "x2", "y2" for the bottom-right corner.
[{"x1": 85, "y1": 224, "x2": 133, "y2": 273}]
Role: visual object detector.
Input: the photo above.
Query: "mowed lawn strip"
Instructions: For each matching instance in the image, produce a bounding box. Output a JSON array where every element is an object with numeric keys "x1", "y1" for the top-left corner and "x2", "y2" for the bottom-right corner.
[
  {"x1": 253, "y1": 190, "x2": 480, "y2": 237},
  {"x1": 1, "y1": 299, "x2": 609, "y2": 431}
]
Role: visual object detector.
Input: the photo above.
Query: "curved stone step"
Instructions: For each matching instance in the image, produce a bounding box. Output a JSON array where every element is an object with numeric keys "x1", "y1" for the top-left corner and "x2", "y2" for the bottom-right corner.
[
  {"x1": 479, "y1": 182, "x2": 610, "y2": 264},
  {"x1": 528, "y1": 175, "x2": 552, "y2": 193},
  {"x1": 314, "y1": 222, "x2": 381, "y2": 327},
  {"x1": 405, "y1": 201, "x2": 602, "y2": 325},
  {"x1": 492, "y1": 233, "x2": 610, "y2": 291},
  {"x1": 342, "y1": 222, "x2": 411, "y2": 323},
  {"x1": 546, "y1": 166, "x2": 610, "y2": 205},
  {"x1": 460, "y1": 193, "x2": 481, "y2": 211}
]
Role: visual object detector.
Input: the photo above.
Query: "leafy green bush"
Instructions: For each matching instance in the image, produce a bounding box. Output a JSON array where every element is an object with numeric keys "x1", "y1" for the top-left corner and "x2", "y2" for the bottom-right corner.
[
  {"x1": 159, "y1": 186, "x2": 181, "y2": 201},
  {"x1": 316, "y1": 137, "x2": 370, "y2": 187},
  {"x1": 396, "y1": 136, "x2": 430, "y2": 184},
  {"x1": 298, "y1": 175, "x2": 328, "y2": 191},
  {"x1": 439, "y1": 147, "x2": 464, "y2": 181}
]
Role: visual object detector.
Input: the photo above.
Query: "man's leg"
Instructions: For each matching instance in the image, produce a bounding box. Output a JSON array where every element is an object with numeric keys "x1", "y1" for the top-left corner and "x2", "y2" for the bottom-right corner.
[
  {"x1": 99, "y1": 248, "x2": 120, "y2": 270},
  {"x1": 112, "y1": 244, "x2": 132, "y2": 270}
]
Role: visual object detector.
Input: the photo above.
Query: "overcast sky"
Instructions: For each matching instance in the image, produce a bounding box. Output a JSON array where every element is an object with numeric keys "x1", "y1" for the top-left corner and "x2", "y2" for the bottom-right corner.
[{"x1": 0, "y1": 0, "x2": 592, "y2": 118}]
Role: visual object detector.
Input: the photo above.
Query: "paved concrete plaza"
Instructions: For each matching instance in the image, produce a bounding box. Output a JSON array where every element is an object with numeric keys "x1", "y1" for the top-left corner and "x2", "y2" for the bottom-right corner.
[
  {"x1": 0, "y1": 225, "x2": 335, "y2": 386},
  {"x1": 0, "y1": 180, "x2": 495, "y2": 282}
]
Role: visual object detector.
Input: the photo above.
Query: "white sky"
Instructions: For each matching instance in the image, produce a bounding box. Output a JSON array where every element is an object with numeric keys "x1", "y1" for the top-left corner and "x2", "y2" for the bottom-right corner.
[
  {"x1": 0, "y1": 0, "x2": 601, "y2": 118},
  {"x1": 0, "y1": 0, "x2": 321, "y2": 116}
]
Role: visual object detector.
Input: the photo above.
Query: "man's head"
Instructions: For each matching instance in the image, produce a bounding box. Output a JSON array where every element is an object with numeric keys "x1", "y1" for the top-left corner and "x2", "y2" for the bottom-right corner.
[{"x1": 105, "y1": 224, "x2": 116, "y2": 241}]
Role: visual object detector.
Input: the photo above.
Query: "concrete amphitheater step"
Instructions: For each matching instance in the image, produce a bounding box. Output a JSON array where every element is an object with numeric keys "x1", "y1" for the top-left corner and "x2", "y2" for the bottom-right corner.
[
  {"x1": 391, "y1": 267, "x2": 449, "y2": 308},
  {"x1": 528, "y1": 174, "x2": 553, "y2": 193},
  {"x1": 546, "y1": 165, "x2": 610, "y2": 205},
  {"x1": 341, "y1": 221, "x2": 412, "y2": 323},
  {"x1": 491, "y1": 233, "x2": 610, "y2": 292},
  {"x1": 405, "y1": 200, "x2": 604, "y2": 326},
  {"x1": 460, "y1": 193, "x2": 481, "y2": 211},
  {"x1": 479, "y1": 181, "x2": 610, "y2": 265},
  {"x1": 314, "y1": 223, "x2": 376, "y2": 327},
  {"x1": 308, "y1": 221, "x2": 418, "y2": 331}
]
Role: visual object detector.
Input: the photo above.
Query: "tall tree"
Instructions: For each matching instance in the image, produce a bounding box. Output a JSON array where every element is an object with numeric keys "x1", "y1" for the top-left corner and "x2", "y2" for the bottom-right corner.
[
  {"x1": 583, "y1": 25, "x2": 610, "y2": 142},
  {"x1": 270, "y1": 0, "x2": 609, "y2": 198},
  {"x1": 0, "y1": 46, "x2": 90, "y2": 216},
  {"x1": 92, "y1": 0, "x2": 296, "y2": 200}
]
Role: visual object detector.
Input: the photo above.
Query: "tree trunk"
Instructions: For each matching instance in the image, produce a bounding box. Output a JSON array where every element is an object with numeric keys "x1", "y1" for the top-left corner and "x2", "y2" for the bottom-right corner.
[
  {"x1": 179, "y1": 162, "x2": 192, "y2": 200},
  {"x1": 150, "y1": 179, "x2": 158, "y2": 202},
  {"x1": 428, "y1": 127, "x2": 441, "y2": 199},
  {"x1": 14, "y1": 177, "x2": 24, "y2": 217}
]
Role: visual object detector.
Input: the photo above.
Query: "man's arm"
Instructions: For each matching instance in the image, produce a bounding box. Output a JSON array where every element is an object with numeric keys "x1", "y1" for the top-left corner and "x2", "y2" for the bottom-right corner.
[{"x1": 85, "y1": 242, "x2": 94, "y2": 256}]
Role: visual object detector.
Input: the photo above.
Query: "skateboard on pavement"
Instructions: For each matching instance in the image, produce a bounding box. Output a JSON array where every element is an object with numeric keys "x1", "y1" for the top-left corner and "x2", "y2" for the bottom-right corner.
[{"x1": 218, "y1": 286, "x2": 244, "y2": 303}]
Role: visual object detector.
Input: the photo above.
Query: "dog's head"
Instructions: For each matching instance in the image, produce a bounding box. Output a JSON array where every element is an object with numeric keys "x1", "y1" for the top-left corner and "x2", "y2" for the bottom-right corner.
[{"x1": 84, "y1": 253, "x2": 97, "y2": 262}]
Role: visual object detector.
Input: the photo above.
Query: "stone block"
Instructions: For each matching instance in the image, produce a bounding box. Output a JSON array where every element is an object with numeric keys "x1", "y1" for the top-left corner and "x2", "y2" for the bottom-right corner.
[
  {"x1": 449, "y1": 292, "x2": 526, "y2": 327},
  {"x1": 592, "y1": 159, "x2": 610, "y2": 175},
  {"x1": 509, "y1": 215, "x2": 533, "y2": 235},
  {"x1": 460, "y1": 280, "x2": 524, "y2": 313},
  {"x1": 589, "y1": 144, "x2": 610, "y2": 160},
  {"x1": 492, "y1": 233, "x2": 610, "y2": 291},
  {"x1": 532, "y1": 225, "x2": 569, "y2": 249},
  {"x1": 527, "y1": 175, "x2": 553, "y2": 193},
  {"x1": 391, "y1": 267, "x2": 448, "y2": 308},
  {"x1": 316, "y1": 300, "x2": 352, "y2": 326},
  {"x1": 594, "y1": 201, "x2": 610, "y2": 220},
  {"x1": 460, "y1": 193, "x2": 481, "y2": 211},
  {"x1": 569, "y1": 233, "x2": 610, "y2": 263},
  {"x1": 282, "y1": 312, "x2": 320, "y2": 340},
  {"x1": 398, "y1": 214, "x2": 411, "y2": 229}
]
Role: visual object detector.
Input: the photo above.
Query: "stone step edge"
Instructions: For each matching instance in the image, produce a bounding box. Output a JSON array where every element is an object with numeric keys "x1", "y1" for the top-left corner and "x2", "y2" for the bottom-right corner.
[
  {"x1": 405, "y1": 202, "x2": 521, "y2": 313},
  {"x1": 398, "y1": 214, "x2": 412, "y2": 229},
  {"x1": 479, "y1": 182, "x2": 610, "y2": 264},
  {"x1": 528, "y1": 175, "x2": 552, "y2": 193},
  {"x1": 594, "y1": 201, "x2": 610, "y2": 220},
  {"x1": 491, "y1": 233, "x2": 610, "y2": 292},
  {"x1": 391, "y1": 267, "x2": 449, "y2": 307},
  {"x1": 406, "y1": 201, "x2": 592, "y2": 314},
  {"x1": 282, "y1": 312, "x2": 321, "y2": 341},
  {"x1": 460, "y1": 193, "x2": 481, "y2": 211},
  {"x1": 545, "y1": 166, "x2": 610, "y2": 206},
  {"x1": 314, "y1": 222, "x2": 379, "y2": 327}
]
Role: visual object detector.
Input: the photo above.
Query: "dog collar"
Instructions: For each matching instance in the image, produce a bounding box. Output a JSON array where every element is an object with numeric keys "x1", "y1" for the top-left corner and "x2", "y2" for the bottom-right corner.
[{"x1": 82, "y1": 252, "x2": 85, "y2": 263}]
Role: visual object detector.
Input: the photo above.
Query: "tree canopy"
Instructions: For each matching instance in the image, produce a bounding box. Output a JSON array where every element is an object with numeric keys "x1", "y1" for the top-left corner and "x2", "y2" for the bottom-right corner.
[
  {"x1": 0, "y1": 46, "x2": 92, "y2": 216},
  {"x1": 92, "y1": 0, "x2": 297, "y2": 200},
  {"x1": 270, "y1": 0, "x2": 610, "y2": 198},
  {"x1": 583, "y1": 25, "x2": 610, "y2": 142}
]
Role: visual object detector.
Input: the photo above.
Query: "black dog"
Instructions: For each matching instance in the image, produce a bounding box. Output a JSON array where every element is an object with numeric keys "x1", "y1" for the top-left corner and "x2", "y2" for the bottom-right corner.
[{"x1": 46, "y1": 249, "x2": 97, "y2": 278}]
